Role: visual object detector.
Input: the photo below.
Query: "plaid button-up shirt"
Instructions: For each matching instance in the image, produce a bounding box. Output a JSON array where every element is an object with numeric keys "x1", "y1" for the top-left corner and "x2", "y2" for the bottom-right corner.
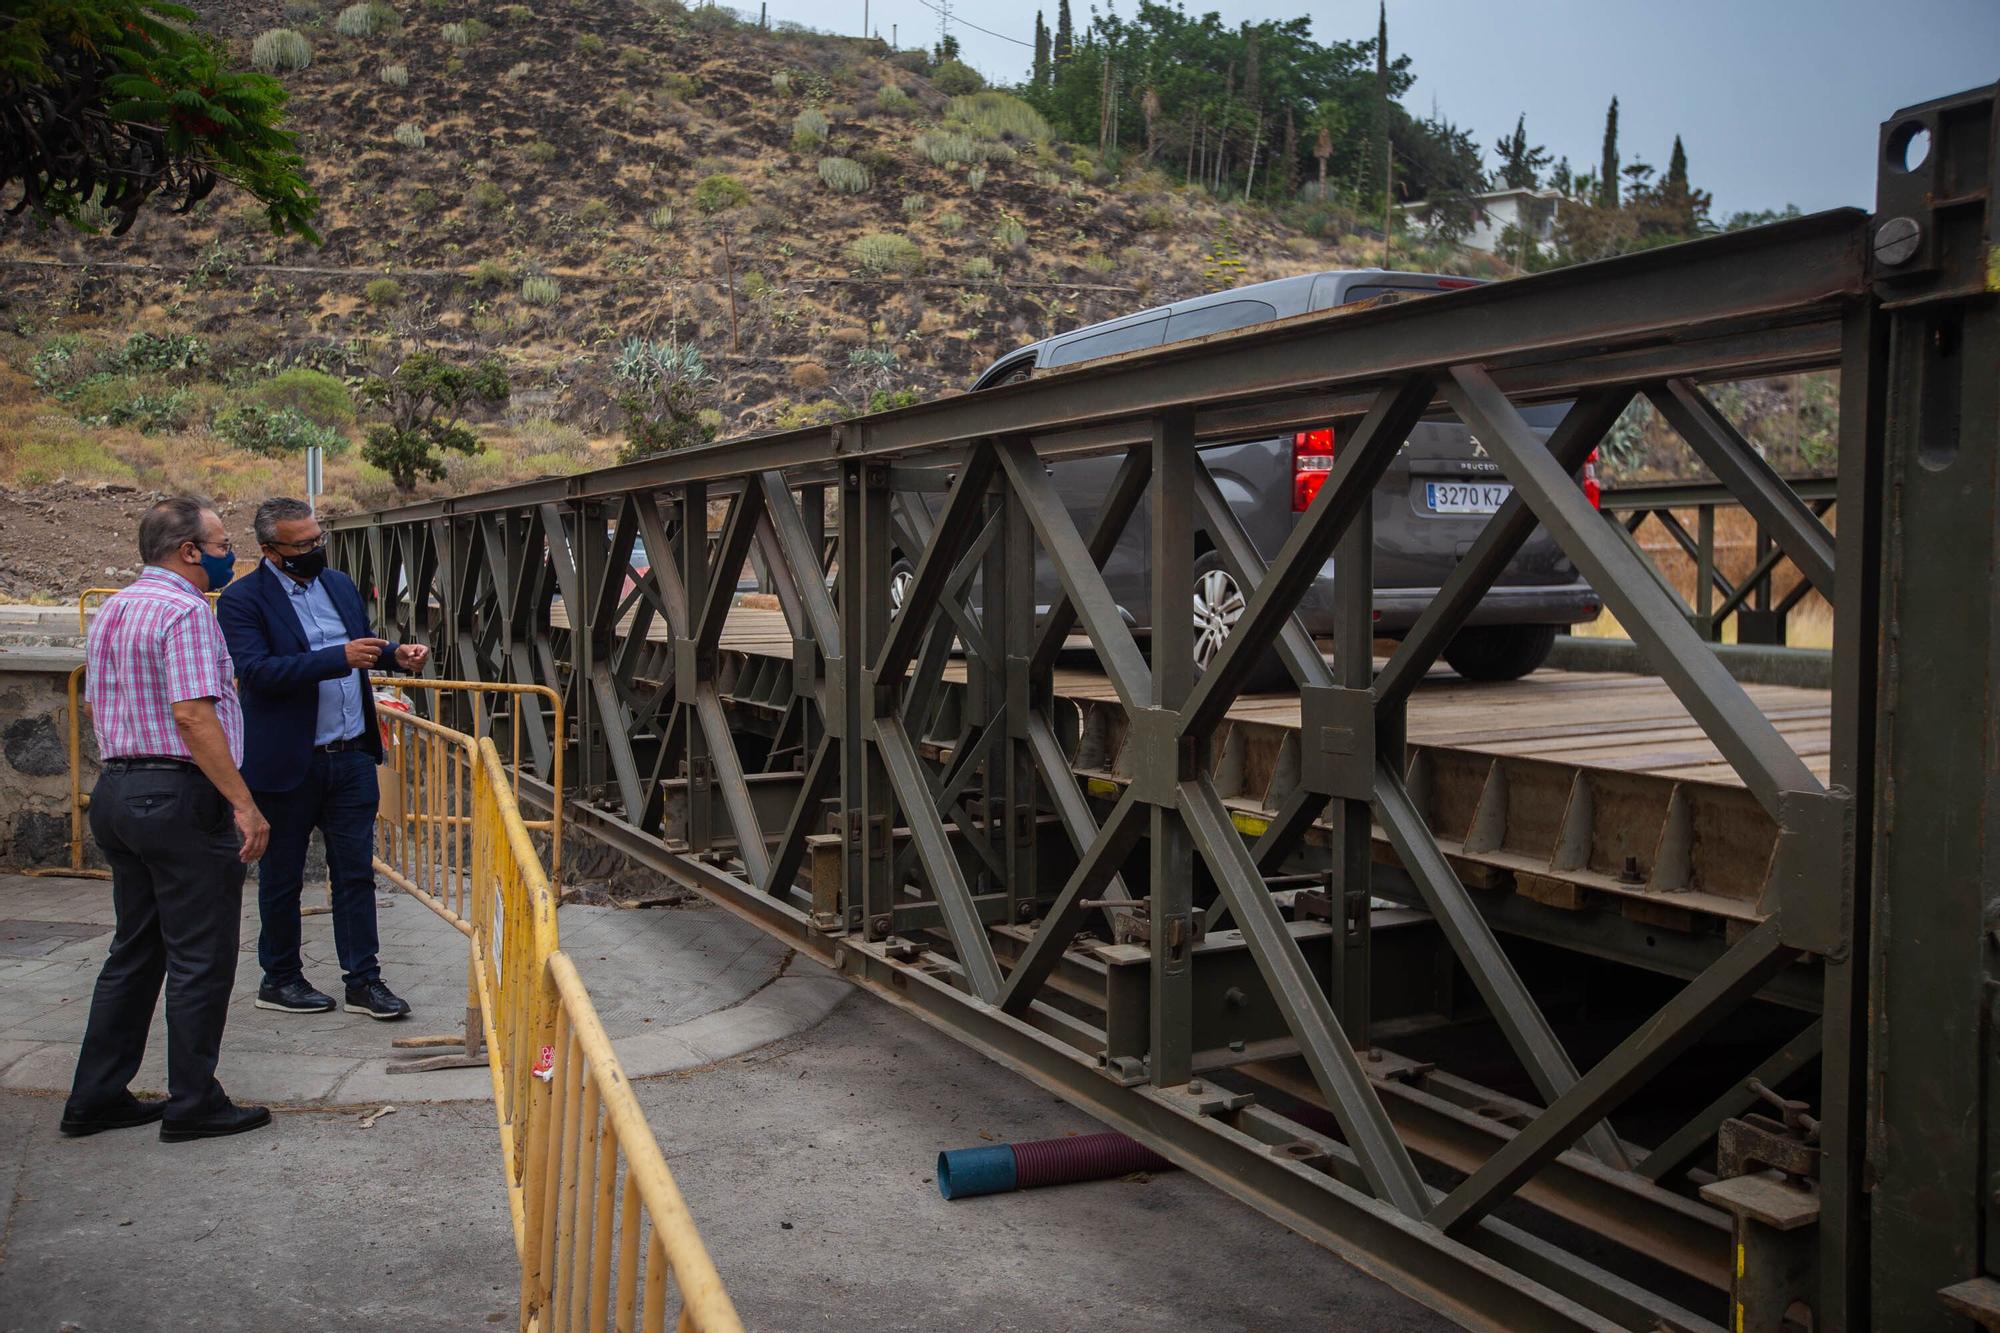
[{"x1": 86, "y1": 566, "x2": 244, "y2": 765}]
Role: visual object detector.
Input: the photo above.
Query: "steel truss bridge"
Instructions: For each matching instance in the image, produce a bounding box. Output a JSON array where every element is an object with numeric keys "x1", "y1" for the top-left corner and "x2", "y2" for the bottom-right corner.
[{"x1": 331, "y1": 85, "x2": 2000, "y2": 1332}]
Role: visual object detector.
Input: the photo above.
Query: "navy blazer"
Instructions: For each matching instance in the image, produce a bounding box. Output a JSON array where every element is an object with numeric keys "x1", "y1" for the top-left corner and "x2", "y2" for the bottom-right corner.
[{"x1": 217, "y1": 561, "x2": 405, "y2": 793}]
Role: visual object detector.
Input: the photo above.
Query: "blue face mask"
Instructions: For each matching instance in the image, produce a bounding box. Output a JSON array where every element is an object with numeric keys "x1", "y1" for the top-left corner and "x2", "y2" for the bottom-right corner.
[{"x1": 197, "y1": 547, "x2": 236, "y2": 592}]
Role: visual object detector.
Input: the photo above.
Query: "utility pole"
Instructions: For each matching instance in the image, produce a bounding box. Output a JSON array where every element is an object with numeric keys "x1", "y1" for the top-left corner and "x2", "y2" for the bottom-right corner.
[{"x1": 1377, "y1": 1, "x2": 1392, "y2": 264}]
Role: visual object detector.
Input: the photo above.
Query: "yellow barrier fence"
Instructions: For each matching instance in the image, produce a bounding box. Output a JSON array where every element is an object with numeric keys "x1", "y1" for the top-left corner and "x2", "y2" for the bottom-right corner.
[{"x1": 377, "y1": 709, "x2": 742, "y2": 1332}]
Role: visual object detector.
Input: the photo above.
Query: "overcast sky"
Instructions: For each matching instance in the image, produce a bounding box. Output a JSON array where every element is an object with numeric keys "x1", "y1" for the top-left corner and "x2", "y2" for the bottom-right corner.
[{"x1": 749, "y1": 0, "x2": 1999, "y2": 220}]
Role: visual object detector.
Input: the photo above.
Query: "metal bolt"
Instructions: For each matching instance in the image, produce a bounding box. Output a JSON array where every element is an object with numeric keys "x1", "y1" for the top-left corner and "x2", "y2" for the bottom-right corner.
[
  {"x1": 870, "y1": 914, "x2": 891, "y2": 935},
  {"x1": 1187, "y1": 1079, "x2": 1204, "y2": 1094},
  {"x1": 1874, "y1": 216, "x2": 1922, "y2": 267}
]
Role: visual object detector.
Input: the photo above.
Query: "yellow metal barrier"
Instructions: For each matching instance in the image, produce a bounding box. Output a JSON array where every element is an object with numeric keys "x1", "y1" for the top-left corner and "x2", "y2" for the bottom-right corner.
[
  {"x1": 376, "y1": 711, "x2": 742, "y2": 1332},
  {"x1": 371, "y1": 676, "x2": 565, "y2": 887}
]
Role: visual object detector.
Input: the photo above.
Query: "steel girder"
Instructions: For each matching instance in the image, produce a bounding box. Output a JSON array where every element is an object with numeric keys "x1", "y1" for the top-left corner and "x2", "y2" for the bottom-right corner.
[{"x1": 326, "y1": 81, "x2": 2000, "y2": 1333}]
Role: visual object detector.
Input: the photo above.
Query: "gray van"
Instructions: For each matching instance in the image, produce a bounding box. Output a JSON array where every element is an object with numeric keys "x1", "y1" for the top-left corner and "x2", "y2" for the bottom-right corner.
[{"x1": 934, "y1": 269, "x2": 1601, "y2": 686}]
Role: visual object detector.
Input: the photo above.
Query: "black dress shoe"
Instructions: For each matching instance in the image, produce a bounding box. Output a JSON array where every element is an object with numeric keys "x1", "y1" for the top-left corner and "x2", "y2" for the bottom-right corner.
[
  {"x1": 160, "y1": 1101, "x2": 272, "y2": 1142},
  {"x1": 344, "y1": 978, "x2": 411, "y2": 1021},
  {"x1": 60, "y1": 1093, "x2": 168, "y2": 1138},
  {"x1": 255, "y1": 978, "x2": 335, "y2": 1014}
]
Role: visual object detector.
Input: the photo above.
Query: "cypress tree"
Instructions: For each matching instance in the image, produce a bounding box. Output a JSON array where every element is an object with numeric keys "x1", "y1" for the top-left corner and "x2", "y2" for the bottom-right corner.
[
  {"x1": 1054, "y1": 0, "x2": 1073, "y2": 61},
  {"x1": 1596, "y1": 96, "x2": 1620, "y2": 208},
  {"x1": 1033, "y1": 11, "x2": 1050, "y2": 88},
  {"x1": 1665, "y1": 134, "x2": 1689, "y2": 196}
]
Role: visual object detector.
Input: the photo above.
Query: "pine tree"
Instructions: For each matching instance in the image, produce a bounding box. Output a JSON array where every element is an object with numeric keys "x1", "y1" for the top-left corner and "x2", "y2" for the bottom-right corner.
[
  {"x1": 1377, "y1": 0, "x2": 1392, "y2": 247},
  {"x1": 1054, "y1": 0, "x2": 1073, "y2": 62},
  {"x1": 1596, "y1": 96, "x2": 1620, "y2": 209},
  {"x1": 1492, "y1": 113, "x2": 1549, "y2": 190},
  {"x1": 1033, "y1": 12, "x2": 1051, "y2": 89},
  {"x1": 1665, "y1": 135, "x2": 1688, "y2": 196}
]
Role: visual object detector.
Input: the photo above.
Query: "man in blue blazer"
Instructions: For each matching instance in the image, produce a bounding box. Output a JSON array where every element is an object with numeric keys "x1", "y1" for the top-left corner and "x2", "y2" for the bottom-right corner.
[{"x1": 217, "y1": 497, "x2": 429, "y2": 1020}]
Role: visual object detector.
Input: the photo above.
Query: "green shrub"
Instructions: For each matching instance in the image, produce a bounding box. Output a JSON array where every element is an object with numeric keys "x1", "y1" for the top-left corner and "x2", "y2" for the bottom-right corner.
[
  {"x1": 1080, "y1": 253, "x2": 1116, "y2": 278},
  {"x1": 790, "y1": 108, "x2": 829, "y2": 152},
  {"x1": 611, "y1": 336, "x2": 716, "y2": 460},
  {"x1": 877, "y1": 81, "x2": 911, "y2": 112},
  {"x1": 574, "y1": 32, "x2": 603, "y2": 54},
  {"x1": 914, "y1": 131, "x2": 977, "y2": 166},
  {"x1": 578, "y1": 198, "x2": 611, "y2": 225},
  {"x1": 647, "y1": 204, "x2": 675, "y2": 232},
  {"x1": 217, "y1": 404, "x2": 344, "y2": 457},
  {"x1": 817, "y1": 157, "x2": 869, "y2": 194},
  {"x1": 441, "y1": 19, "x2": 489, "y2": 45},
  {"x1": 868, "y1": 388, "x2": 922, "y2": 413},
  {"x1": 692, "y1": 174, "x2": 748, "y2": 214},
  {"x1": 900, "y1": 192, "x2": 926, "y2": 220},
  {"x1": 410, "y1": 186, "x2": 440, "y2": 217},
  {"x1": 497, "y1": 3, "x2": 534, "y2": 21},
  {"x1": 118, "y1": 331, "x2": 207, "y2": 375},
  {"x1": 617, "y1": 44, "x2": 648, "y2": 68},
  {"x1": 937, "y1": 211, "x2": 964, "y2": 236},
  {"x1": 1136, "y1": 202, "x2": 1175, "y2": 231},
  {"x1": 67, "y1": 375, "x2": 197, "y2": 432},
  {"x1": 392, "y1": 122, "x2": 426, "y2": 148},
  {"x1": 334, "y1": 2, "x2": 395, "y2": 37},
  {"x1": 467, "y1": 259, "x2": 513, "y2": 288},
  {"x1": 9, "y1": 435, "x2": 135, "y2": 487},
  {"x1": 770, "y1": 71, "x2": 792, "y2": 96},
  {"x1": 929, "y1": 59, "x2": 983, "y2": 95},
  {"x1": 250, "y1": 28, "x2": 312, "y2": 71},
  {"x1": 379, "y1": 62, "x2": 410, "y2": 85},
  {"x1": 657, "y1": 72, "x2": 696, "y2": 101},
  {"x1": 467, "y1": 181, "x2": 507, "y2": 212},
  {"x1": 244, "y1": 368, "x2": 356, "y2": 428},
  {"x1": 1034, "y1": 169, "x2": 1061, "y2": 189},
  {"x1": 993, "y1": 217, "x2": 1026, "y2": 249},
  {"x1": 948, "y1": 91, "x2": 1049, "y2": 144},
  {"x1": 961, "y1": 256, "x2": 995, "y2": 280},
  {"x1": 519, "y1": 274, "x2": 559, "y2": 305},
  {"x1": 503, "y1": 60, "x2": 532, "y2": 82},
  {"x1": 523, "y1": 138, "x2": 557, "y2": 163},
  {"x1": 844, "y1": 232, "x2": 922, "y2": 276},
  {"x1": 364, "y1": 277, "x2": 402, "y2": 306},
  {"x1": 966, "y1": 166, "x2": 987, "y2": 192}
]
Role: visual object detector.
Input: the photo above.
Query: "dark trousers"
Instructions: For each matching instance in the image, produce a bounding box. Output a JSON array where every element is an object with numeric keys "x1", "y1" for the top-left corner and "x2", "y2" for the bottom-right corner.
[
  {"x1": 255, "y1": 748, "x2": 382, "y2": 989},
  {"x1": 68, "y1": 764, "x2": 245, "y2": 1121}
]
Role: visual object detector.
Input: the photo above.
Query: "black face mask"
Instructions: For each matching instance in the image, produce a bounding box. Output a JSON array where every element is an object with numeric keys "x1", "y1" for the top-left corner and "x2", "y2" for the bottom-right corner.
[{"x1": 278, "y1": 548, "x2": 328, "y2": 581}]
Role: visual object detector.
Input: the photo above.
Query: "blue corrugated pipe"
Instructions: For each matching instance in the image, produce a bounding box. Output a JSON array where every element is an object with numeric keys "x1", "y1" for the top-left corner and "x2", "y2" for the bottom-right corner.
[{"x1": 937, "y1": 1132, "x2": 1176, "y2": 1200}]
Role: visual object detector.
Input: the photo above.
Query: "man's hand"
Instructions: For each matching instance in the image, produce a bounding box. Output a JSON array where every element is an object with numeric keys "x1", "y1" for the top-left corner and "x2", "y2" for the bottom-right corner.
[
  {"x1": 344, "y1": 637, "x2": 389, "y2": 669},
  {"x1": 234, "y1": 802, "x2": 271, "y2": 864},
  {"x1": 393, "y1": 643, "x2": 429, "y2": 671}
]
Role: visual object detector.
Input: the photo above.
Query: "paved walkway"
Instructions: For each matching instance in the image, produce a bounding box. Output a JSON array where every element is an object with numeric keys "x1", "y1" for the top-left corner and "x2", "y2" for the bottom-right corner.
[{"x1": 0, "y1": 873, "x2": 847, "y2": 1107}]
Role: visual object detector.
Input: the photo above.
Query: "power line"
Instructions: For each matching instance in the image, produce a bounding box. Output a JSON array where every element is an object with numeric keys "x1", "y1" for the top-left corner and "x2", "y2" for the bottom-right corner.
[{"x1": 910, "y1": 0, "x2": 1034, "y2": 48}]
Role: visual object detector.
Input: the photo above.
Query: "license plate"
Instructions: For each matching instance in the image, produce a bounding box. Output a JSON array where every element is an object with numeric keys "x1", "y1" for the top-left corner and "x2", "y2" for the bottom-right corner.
[{"x1": 1425, "y1": 481, "x2": 1512, "y2": 515}]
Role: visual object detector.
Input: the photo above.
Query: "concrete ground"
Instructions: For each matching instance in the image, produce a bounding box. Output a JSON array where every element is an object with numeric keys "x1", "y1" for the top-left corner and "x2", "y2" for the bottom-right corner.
[{"x1": 0, "y1": 874, "x2": 1450, "y2": 1332}]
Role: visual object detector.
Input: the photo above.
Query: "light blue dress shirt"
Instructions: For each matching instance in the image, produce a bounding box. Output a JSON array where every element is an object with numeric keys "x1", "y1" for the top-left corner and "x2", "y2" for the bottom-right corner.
[{"x1": 268, "y1": 558, "x2": 366, "y2": 746}]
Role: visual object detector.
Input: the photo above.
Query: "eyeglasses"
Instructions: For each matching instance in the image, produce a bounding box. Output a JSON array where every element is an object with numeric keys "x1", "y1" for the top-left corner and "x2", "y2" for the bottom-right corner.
[
  {"x1": 192, "y1": 538, "x2": 235, "y2": 555},
  {"x1": 267, "y1": 534, "x2": 328, "y2": 554}
]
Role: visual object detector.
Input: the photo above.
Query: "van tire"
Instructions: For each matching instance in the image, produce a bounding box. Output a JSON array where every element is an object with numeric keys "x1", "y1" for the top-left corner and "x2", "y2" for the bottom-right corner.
[
  {"x1": 1190, "y1": 553, "x2": 1295, "y2": 694},
  {"x1": 1443, "y1": 624, "x2": 1557, "y2": 682}
]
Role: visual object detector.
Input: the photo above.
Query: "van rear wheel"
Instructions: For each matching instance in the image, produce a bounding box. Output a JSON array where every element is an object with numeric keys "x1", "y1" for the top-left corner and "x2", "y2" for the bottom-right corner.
[
  {"x1": 1442, "y1": 624, "x2": 1557, "y2": 682},
  {"x1": 1191, "y1": 553, "x2": 1293, "y2": 693}
]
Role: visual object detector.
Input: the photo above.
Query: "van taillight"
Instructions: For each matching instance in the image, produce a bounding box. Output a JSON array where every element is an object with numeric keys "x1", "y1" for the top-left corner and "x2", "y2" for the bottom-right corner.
[
  {"x1": 1293, "y1": 427, "x2": 1336, "y2": 512},
  {"x1": 1582, "y1": 448, "x2": 1601, "y2": 509}
]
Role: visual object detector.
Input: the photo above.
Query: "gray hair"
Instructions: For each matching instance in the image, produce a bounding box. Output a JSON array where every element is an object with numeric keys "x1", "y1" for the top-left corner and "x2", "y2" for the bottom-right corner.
[
  {"x1": 137, "y1": 495, "x2": 216, "y2": 564},
  {"x1": 253, "y1": 496, "x2": 315, "y2": 546}
]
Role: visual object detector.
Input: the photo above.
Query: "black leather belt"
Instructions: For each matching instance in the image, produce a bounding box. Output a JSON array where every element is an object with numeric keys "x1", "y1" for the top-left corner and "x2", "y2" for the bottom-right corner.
[
  {"x1": 317, "y1": 735, "x2": 369, "y2": 753},
  {"x1": 103, "y1": 756, "x2": 196, "y2": 771}
]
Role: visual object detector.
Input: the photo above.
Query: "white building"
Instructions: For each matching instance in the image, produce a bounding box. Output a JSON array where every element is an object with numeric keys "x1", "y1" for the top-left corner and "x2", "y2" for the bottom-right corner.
[{"x1": 1399, "y1": 186, "x2": 1563, "y2": 257}]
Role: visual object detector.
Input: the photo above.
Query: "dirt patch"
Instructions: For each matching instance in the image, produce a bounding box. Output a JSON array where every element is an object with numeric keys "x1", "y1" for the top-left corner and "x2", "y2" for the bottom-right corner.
[{"x1": 0, "y1": 483, "x2": 260, "y2": 603}]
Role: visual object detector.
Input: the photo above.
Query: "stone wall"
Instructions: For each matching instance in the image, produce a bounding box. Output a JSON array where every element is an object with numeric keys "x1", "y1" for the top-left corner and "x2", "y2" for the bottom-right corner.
[{"x1": 0, "y1": 647, "x2": 100, "y2": 870}]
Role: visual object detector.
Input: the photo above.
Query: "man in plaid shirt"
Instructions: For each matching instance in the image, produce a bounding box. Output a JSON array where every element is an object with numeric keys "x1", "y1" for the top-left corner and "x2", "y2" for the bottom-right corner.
[{"x1": 61, "y1": 496, "x2": 275, "y2": 1143}]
